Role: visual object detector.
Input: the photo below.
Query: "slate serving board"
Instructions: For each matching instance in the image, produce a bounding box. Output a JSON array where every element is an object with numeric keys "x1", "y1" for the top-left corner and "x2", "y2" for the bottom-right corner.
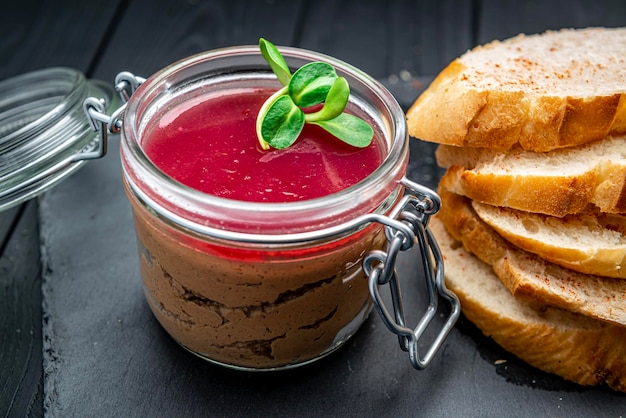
[{"x1": 38, "y1": 135, "x2": 626, "y2": 416}]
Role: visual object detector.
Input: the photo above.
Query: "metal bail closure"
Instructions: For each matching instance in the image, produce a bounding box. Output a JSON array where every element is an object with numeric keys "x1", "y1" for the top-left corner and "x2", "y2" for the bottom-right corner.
[
  {"x1": 363, "y1": 177, "x2": 460, "y2": 370},
  {"x1": 82, "y1": 71, "x2": 146, "y2": 160}
]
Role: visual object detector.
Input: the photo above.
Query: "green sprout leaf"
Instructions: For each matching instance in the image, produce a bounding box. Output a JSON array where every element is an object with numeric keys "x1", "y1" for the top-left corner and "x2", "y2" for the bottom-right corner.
[
  {"x1": 259, "y1": 38, "x2": 292, "y2": 86},
  {"x1": 305, "y1": 77, "x2": 349, "y2": 122},
  {"x1": 260, "y1": 95, "x2": 305, "y2": 149},
  {"x1": 312, "y1": 113, "x2": 373, "y2": 148},
  {"x1": 256, "y1": 38, "x2": 374, "y2": 150},
  {"x1": 289, "y1": 62, "x2": 337, "y2": 107}
]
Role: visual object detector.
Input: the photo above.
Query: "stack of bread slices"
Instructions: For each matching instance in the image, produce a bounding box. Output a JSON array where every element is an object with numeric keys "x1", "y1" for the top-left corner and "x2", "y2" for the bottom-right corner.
[{"x1": 406, "y1": 27, "x2": 626, "y2": 392}]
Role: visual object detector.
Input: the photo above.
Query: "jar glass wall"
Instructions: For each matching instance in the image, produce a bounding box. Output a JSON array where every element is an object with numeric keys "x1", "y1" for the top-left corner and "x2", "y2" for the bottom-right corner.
[{"x1": 120, "y1": 46, "x2": 409, "y2": 370}]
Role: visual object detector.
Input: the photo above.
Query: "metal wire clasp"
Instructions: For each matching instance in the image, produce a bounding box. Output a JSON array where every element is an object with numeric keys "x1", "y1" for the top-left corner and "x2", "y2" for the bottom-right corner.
[
  {"x1": 80, "y1": 72, "x2": 145, "y2": 160},
  {"x1": 364, "y1": 177, "x2": 460, "y2": 370}
]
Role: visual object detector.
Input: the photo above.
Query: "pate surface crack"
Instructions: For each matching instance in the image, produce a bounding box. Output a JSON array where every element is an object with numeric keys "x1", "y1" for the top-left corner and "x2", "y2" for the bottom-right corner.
[{"x1": 156, "y1": 260, "x2": 338, "y2": 326}]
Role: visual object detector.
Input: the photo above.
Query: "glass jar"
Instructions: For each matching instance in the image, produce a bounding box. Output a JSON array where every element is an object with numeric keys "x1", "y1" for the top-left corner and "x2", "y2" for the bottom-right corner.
[
  {"x1": 119, "y1": 46, "x2": 407, "y2": 370},
  {"x1": 0, "y1": 68, "x2": 114, "y2": 211}
]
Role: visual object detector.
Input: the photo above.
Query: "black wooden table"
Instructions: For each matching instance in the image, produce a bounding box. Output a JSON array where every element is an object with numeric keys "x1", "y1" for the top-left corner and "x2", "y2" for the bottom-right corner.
[{"x1": 2, "y1": 1, "x2": 626, "y2": 416}]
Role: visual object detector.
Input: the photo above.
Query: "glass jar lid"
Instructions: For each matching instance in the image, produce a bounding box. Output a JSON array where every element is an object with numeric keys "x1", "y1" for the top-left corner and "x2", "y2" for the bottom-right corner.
[{"x1": 0, "y1": 67, "x2": 115, "y2": 211}]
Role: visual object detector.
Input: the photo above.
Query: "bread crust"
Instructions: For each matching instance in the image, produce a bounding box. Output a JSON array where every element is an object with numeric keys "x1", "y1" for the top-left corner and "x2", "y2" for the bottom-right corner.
[
  {"x1": 441, "y1": 164, "x2": 596, "y2": 217},
  {"x1": 407, "y1": 28, "x2": 626, "y2": 152},
  {"x1": 436, "y1": 187, "x2": 626, "y2": 326},
  {"x1": 431, "y1": 217, "x2": 626, "y2": 392},
  {"x1": 436, "y1": 137, "x2": 626, "y2": 217},
  {"x1": 472, "y1": 202, "x2": 626, "y2": 279}
]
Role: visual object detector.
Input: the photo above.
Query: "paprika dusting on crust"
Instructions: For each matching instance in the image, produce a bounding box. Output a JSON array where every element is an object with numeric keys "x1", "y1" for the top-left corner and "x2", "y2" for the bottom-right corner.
[{"x1": 407, "y1": 28, "x2": 626, "y2": 152}]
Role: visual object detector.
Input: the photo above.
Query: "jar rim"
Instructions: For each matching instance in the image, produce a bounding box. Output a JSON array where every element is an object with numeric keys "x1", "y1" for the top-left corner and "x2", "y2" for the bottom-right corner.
[
  {"x1": 121, "y1": 45, "x2": 408, "y2": 237},
  {"x1": 0, "y1": 67, "x2": 115, "y2": 211}
]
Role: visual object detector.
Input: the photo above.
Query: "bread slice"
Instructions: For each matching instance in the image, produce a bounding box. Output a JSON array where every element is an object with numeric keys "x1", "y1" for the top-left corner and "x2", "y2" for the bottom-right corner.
[
  {"x1": 436, "y1": 187, "x2": 626, "y2": 326},
  {"x1": 436, "y1": 136, "x2": 626, "y2": 217},
  {"x1": 406, "y1": 27, "x2": 626, "y2": 152},
  {"x1": 472, "y1": 201, "x2": 626, "y2": 278},
  {"x1": 431, "y1": 217, "x2": 626, "y2": 392}
]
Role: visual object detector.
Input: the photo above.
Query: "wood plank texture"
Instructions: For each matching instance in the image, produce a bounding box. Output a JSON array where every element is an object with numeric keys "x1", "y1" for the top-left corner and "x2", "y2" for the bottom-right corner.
[
  {"x1": 0, "y1": 0, "x2": 124, "y2": 79},
  {"x1": 0, "y1": 202, "x2": 42, "y2": 417},
  {"x1": 0, "y1": 1, "x2": 123, "y2": 416},
  {"x1": 477, "y1": 0, "x2": 626, "y2": 42},
  {"x1": 297, "y1": 0, "x2": 474, "y2": 78},
  {"x1": 92, "y1": 0, "x2": 474, "y2": 91},
  {"x1": 0, "y1": 205, "x2": 22, "y2": 255},
  {"x1": 92, "y1": 0, "x2": 306, "y2": 82}
]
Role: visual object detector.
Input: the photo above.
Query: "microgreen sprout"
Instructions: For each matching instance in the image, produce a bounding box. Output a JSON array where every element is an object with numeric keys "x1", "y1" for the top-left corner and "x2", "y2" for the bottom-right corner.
[{"x1": 256, "y1": 38, "x2": 374, "y2": 150}]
